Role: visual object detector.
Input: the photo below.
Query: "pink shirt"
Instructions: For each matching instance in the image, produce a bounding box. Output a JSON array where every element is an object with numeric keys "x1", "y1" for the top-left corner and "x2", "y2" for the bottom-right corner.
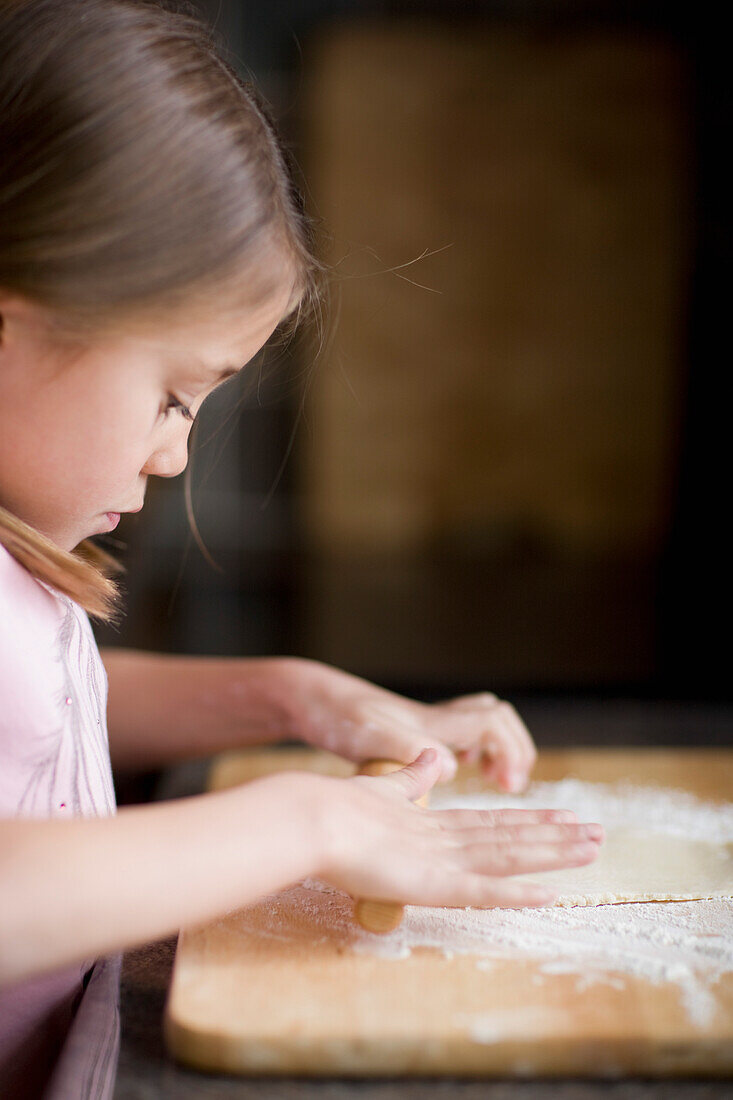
[{"x1": 0, "y1": 542, "x2": 119, "y2": 1098}]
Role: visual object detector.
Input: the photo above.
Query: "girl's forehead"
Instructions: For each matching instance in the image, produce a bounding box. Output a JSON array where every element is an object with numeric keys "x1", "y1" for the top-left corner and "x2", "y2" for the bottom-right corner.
[{"x1": 132, "y1": 277, "x2": 296, "y2": 363}]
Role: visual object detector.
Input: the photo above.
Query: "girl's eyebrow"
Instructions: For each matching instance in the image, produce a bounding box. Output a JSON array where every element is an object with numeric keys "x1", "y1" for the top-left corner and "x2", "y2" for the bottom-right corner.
[
  {"x1": 189, "y1": 363, "x2": 240, "y2": 384},
  {"x1": 175, "y1": 357, "x2": 241, "y2": 384},
  {"x1": 213, "y1": 366, "x2": 240, "y2": 382}
]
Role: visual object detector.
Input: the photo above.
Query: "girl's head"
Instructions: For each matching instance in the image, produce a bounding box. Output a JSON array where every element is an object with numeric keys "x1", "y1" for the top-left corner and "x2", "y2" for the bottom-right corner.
[{"x1": 0, "y1": 0, "x2": 325, "y2": 623}]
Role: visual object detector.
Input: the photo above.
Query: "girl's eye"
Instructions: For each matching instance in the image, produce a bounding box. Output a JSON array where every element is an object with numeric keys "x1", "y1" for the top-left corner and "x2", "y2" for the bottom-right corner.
[{"x1": 163, "y1": 394, "x2": 194, "y2": 422}]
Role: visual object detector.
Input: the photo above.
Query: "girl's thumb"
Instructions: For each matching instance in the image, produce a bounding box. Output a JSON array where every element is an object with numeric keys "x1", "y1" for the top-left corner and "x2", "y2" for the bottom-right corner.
[{"x1": 388, "y1": 748, "x2": 443, "y2": 803}]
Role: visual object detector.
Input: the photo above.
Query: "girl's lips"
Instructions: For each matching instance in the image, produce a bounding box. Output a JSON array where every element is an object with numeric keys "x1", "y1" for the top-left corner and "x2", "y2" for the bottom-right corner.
[{"x1": 105, "y1": 512, "x2": 120, "y2": 529}]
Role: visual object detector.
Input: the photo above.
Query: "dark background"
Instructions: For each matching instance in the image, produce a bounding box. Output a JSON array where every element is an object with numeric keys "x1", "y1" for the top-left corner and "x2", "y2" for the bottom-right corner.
[{"x1": 92, "y1": 0, "x2": 730, "y2": 715}]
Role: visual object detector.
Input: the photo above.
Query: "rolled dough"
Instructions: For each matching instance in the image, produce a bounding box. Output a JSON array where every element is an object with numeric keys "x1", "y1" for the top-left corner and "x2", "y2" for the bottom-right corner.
[{"x1": 515, "y1": 827, "x2": 733, "y2": 907}]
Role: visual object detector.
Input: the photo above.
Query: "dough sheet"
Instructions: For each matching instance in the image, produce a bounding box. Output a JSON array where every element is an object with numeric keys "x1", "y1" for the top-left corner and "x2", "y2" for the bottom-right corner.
[{"x1": 516, "y1": 827, "x2": 733, "y2": 906}]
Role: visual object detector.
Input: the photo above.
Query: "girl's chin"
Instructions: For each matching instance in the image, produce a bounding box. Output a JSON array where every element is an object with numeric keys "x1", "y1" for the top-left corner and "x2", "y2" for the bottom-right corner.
[{"x1": 78, "y1": 512, "x2": 121, "y2": 540}]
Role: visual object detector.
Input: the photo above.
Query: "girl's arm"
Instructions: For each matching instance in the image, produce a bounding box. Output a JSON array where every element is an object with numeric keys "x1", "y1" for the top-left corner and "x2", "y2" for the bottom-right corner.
[
  {"x1": 0, "y1": 769, "x2": 320, "y2": 986},
  {"x1": 101, "y1": 649, "x2": 536, "y2": 794},
  {"x1": 100, "y1": 648, "x2": 309, "y2": 771},
  {"x1": 1, "y1": 750, "x2": 602, "y2": 987}
]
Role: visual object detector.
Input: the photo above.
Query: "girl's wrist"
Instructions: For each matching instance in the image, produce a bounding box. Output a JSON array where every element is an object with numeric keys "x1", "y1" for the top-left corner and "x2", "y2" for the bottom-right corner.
[
  {"x1": 237, "y1": 767, "x2": 338, "y2": 884},
  {"x1": 228, "y1": 655, "x2": 327, "y2": 746},
  {"x1": 256, "y1": 655, "x2": 335, "y2": 746},
  {"x1": 177, "y1": 654, "x2": 326, "y2": 752}
]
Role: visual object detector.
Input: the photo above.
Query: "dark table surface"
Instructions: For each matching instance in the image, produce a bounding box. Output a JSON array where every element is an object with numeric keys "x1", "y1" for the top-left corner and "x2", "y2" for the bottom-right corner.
[{"x1": 109, "y1": 696, "x2": 733, "y2": 1099}]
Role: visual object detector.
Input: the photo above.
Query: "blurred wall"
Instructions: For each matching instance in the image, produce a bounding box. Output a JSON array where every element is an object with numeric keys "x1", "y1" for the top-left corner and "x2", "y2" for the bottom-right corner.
[
  {"x1": 295, "y1": 20, "x2": 688, "y2": 690},
  {"x1": 93, "y1": 2, "x2": 729, "y2": 701}
]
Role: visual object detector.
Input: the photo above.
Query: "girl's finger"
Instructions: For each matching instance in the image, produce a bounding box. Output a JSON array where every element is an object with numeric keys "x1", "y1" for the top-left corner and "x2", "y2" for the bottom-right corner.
[
  {"x1": 429, "y1": 807, "x2": 579, "y2": 829},
  {"x1": 474, "y1": 715, "x2": 525, "y2": 788},
  {"x1": 461, "y1": 838, "x2": 601, "y2": 877},
  {"x1": 498, "y1": 704, "x2": 534, "y2": 776},
  {"x1": 443, "y1": 691, "x2": 499, "y2": 711},
  {"x1": 478, "y1": 756, "x2": 505, "y2": 786},
  {"x1": 433, "y1": 821, "x2": 601, "y2": 848},
  {"x1": 456, "y1": 745, "x2": 484, "y2": 766},
  {"x1": 372, "y1": 747, "x2": 443, "y2": 802},
  {"x1": 482, "y1": 707, "x2": 534, "y2": 790},
  {"x1": 500, "y1": 702, "x2": 537, "y2": 772}
]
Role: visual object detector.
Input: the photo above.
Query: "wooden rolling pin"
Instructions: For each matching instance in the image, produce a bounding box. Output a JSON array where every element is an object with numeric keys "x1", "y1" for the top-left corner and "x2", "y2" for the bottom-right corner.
[{"x1": 353, "y1": 758, "x2": 430, "y2": 934}]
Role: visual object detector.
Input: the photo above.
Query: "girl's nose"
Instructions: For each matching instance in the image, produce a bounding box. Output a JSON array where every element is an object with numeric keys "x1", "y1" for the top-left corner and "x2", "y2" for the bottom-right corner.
[{"x1": 141, "y1": 429, "x2": 190, "y2": 479}]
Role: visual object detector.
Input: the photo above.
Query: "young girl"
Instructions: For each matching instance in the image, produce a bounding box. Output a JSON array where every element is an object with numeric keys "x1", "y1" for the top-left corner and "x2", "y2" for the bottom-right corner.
[{"x1": 0, "y1": 0, "x2": 603, "y2": 1094}]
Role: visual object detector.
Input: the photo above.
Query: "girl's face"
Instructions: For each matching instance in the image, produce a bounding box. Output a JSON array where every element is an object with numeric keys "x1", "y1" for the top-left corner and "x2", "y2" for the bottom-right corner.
[{"x1": 0, "y1": 282, "x2": 294, "y2": 552}]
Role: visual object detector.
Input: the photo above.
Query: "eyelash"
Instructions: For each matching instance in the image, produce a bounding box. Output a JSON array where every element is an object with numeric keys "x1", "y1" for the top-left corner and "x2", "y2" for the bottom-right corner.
[{"x1": 163, "y1": 394, "x2": 194, "y2": 422}]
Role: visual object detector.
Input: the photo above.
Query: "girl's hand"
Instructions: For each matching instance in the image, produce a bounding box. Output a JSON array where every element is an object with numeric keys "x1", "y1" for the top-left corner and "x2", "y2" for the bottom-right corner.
[
  {"x1": 295, "y1": 660, "x2": 536, "y2": 792},
  {"x1": 310, "y1": 748, "x2": 603, "y2": 908}
]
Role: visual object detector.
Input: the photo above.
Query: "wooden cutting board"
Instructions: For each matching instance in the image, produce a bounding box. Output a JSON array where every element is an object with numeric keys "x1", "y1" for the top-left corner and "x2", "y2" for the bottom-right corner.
[{"x1": 164, "y1": 747, "x2": 733, "y2": 1076}]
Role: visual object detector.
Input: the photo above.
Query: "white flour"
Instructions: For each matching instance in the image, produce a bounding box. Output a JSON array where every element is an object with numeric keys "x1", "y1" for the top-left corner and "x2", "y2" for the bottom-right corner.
[{"x1": 244, "y1": 780, "x2": 733, "y2": 1031}]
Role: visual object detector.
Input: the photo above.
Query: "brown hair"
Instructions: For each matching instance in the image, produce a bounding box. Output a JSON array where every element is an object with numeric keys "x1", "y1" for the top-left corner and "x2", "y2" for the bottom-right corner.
[{"x1": 0, "y1": 0, "x2": 326, "y2": 624}]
